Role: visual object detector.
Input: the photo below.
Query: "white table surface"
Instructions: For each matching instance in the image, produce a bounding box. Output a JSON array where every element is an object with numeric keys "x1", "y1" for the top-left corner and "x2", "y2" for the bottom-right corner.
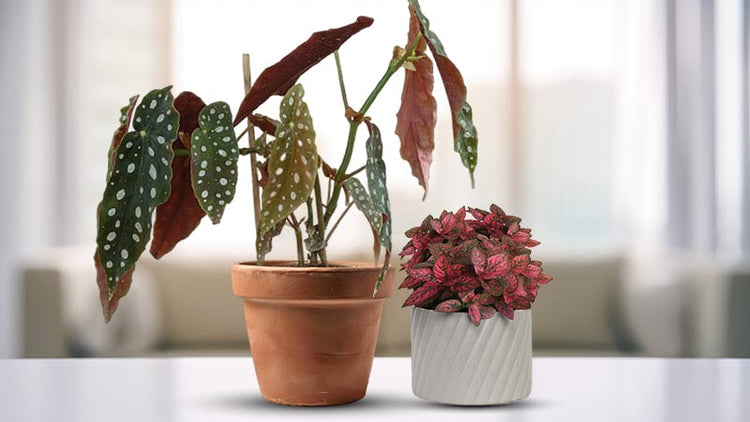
[{"x1": 1, "y1": 357, "x2": 748, "y2": 422}]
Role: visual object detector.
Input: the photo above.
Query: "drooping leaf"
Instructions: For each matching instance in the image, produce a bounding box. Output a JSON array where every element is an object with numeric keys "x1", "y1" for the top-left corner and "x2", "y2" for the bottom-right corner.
[
  {"x1": 256, "y1": 219, "x2": 285, "y2": 262},
  {"x1": 343, "y1": 177, "x2": 382, "y2": 236},
  {"x1": 479, "y1": 305, "x2": 497, "y2": 320},
  {"x1": 257, "y1": 84, "x2": 318, "y2": 236},
  {"x1": 94, "y1": 251, "x2": 134, "y2": 323},
  {"x1": 396, "y1": 7, "x2": 436, "y2": 197},
  {"x1": 409, "y1": 0, "x2": 478, "y2": 186},
  {"x1": 233, "y1": 16, "x2": 374, "y2": 126},
  {"x1": 468, "y1": 303, "x2": 481, "y2": 326},
  {"x1": 96, "y1": 86, "x2": 178, "y2": 291},
  {"x1": 365, "y1": 122, "x2": 392, "y2": 251},
  {"x1": 107, "y1": 95, "x2": 139, "y2": 179},
  {"x1": 151, "y1": 91, "x2": 207, "y2": 259},
  {"x1": 403, "y1": 280, "x2": 442, "y2": 307},
  {"x1": 190, "y1": 102, "x2": 238, "y2": 224}
]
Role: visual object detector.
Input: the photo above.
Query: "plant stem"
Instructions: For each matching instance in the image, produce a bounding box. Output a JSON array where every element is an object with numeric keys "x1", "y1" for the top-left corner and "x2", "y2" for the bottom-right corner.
[
  {"x1": 324, "y1": 33, "x2": 422, "y2": 225},
  {"x1": 325, "y1": 201, "x2": 353, "y2": 245},
  {"x1": 334, "y1": 50, "x2": 349, "y2": 110},
  {"x1": 306, "y1": 198, "x2": 317, "y2": 266},
  {"x1": 288, "y1": 214, "x2": 304, "y2": 266},
  {"x1": 313, "y1": 174, "x2": 328, "y2": 266},
  {"x1": 243, "y1": 54, "x2": 263, "y2": 252}
]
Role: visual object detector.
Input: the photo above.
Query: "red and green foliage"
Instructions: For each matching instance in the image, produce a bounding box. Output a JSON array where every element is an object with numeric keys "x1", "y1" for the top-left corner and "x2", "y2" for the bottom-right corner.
[
  {"x1": 399, "y1": 205, "x2": 552, "y2": 326},
  {"x1": 94, "y1": 0, "x2": 479, "y2": 322}
]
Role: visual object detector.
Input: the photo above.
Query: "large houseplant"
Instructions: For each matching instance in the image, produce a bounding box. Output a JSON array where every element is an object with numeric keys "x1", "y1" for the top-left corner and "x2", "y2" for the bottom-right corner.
[
  {"x1": 400, "y1": 205, "x2": 552, "y2": 405},
  {"x1": 94, "y1": 1, "x2": 478, "y2": 406}
]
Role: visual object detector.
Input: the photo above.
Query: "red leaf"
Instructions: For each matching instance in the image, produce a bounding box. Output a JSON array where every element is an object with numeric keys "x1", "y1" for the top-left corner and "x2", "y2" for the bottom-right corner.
[
  {"x1": 233, "y1": 16, "x2": 374, "y2": 126},
  {"x1": 479, "y1": 305, "x2": 496, "y2": 320},
  {"x1": 468, "y1": 304, "x2": 481, "y2": 326},
  {"x1": 485, "y1": 253, "x2": 511, "y2": 278},
  {"x1": 537, "y1": 273, "x2": 553, "y2": 284},
  {"x1": 406, "y1": 267, "x2": 434, "y2": 282},
  {"x1": 480, "y1": 277, "x2": 505, "y2": 296},
  {"x1": 94, "y1": 251, "x2": 134, "y2": 323},
  {"x1": 395, "y1": 6, "x2": 436, "y2": 197},
  {"x1": 432, "y1": 254, "x2": 450, "y2": 281},
  {"x1": 150, "y1": 92, "x2": 207, "y2": 259},
  {"x1": 403, "y1": 281, "x2": 441, "y2": 307},
  {"x1": 448, "y1": 274, "x2": 481, "y2": 294},
  {"x1": 471, "y1": 247, "x2": 487, "y2": 275},
  {"x1": 435, "y1": 299, "x2": 464, "y2": 312},
  {"x1": 399, "y1": 275, "x2": 424, "y2": 289},
  {"x1": 495, "y1": 300, "x2": 515, "y2": 320}
]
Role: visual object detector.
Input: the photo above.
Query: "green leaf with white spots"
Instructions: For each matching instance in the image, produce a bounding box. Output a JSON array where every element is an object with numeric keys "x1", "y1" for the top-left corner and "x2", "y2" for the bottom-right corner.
[
  {"x1": 454, "y1": 103, "x2": 477, "y2": 185},
  {"x1": 343, "y1": 177, "x2": 383, "y2": 236},
  {"x1": 409, "y1": 0, "x2": 478, "y2": 186},
  {"x1": 96, "y1": 86, "x2": 179, "y2": 290},
  {"x1": 365, "y1": 123, "x2": 391, "y2": 251},
  {"x1": 190, "y1": 101, "x2": 238, "y2": 224},
  {"x1": 107, "y1": 95, "x2": 138, "y2": 180},
  {"x1": 256, "y1": 219, "x2": 285, "y2": 263},
  {"x1": 258, "y1": 84, "x2": 318, "y2": 236}
]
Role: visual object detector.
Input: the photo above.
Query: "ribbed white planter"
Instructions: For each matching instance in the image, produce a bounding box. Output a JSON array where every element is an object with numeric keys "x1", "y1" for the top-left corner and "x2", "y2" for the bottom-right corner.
[{"x1": 410, "y1": 307, "x2": 532, "y2": 405}]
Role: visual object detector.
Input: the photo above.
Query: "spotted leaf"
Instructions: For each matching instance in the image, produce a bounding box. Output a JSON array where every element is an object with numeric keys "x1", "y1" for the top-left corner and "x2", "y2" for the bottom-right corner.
[
  {"x1": 365, "y1": 122, "x2": 391, "y2": 251},
  {"x1": 256, "y1": 219, "x2": 285, "y2": 263},
  {"x1": 190, "y1": 102, "x2": 238, "y2": 224},
  {"x1": 258, "y1": 84, "x2": 318, "y2": 236},
  {"x1": 409, "y1": 0, "x2": 478, "y2": 186},
  {"x1": 343, "y1": 177, "x2": 382, "y2": 236},
  {"x1": 107, "y1": 95, "x2": 139, "y2": 179},
  {"x1": 94, "y1": 251, "x2": 134, "y2": 323},
  {"x1": 151, "y1": 91, "x2": 207, "y2": 259},
  {"x1": 96, "y1": 86, "x2": 178, "y2": 292}
]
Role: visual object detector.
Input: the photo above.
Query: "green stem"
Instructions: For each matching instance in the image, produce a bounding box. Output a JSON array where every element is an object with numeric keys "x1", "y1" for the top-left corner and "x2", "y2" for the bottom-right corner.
[
  {"x1": 324, "y1": 33, "x2": 423, "y2": 225},
  {"x1": 288, "y1": 214, "x2": 304, "y2": 266},
  {"x1": 313, "y1": 175, "x2": 328, "y2": 266},
  {"x1": 334, "y1": 50, "x2": 349, "y2": 110}
]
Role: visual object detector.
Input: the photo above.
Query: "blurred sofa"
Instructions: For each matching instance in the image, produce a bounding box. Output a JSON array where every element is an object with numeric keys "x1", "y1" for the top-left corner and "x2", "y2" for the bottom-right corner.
[{"x1": 19, "y1": 247, "x2": 750, "y2": 358}]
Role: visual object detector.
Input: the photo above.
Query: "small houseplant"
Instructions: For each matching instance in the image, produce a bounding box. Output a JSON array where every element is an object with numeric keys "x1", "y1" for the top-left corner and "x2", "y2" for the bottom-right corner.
[
  {"x1": 400, "y1": 204, "x2": 552, "y2": 405},
  {"x1": 93, "y1": 1, "x2": 478, "y2": 406}
]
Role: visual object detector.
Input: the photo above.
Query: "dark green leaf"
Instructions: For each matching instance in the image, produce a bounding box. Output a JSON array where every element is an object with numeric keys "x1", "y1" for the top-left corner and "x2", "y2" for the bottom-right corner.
[
  {"x1": 258, "y1": 84, "x2": 318, "y2": 236},
  {"x1": 343, "y1": 177, "x2": 382, "y2": 236},
  {"x1": 190, "y1": 101, "x2": 238, "y2": 224},
  {"x1": 107, "y1": 95, "x2": 139, "y2": 179},
  {"x1": 96, "y1": 86, "x2": 178, "y2": 289},
  {"x1": 365, "y1": 123, "x2": 391, "y2": 251},
  {"x1": 256, "y1": 219, "x2": 285, "y2": 263}
]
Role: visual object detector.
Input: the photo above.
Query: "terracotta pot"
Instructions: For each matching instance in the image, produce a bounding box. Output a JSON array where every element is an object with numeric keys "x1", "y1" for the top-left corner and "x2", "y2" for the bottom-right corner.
[{"x1": 231, "y1": 261, "x2": 395, "y2": 406}]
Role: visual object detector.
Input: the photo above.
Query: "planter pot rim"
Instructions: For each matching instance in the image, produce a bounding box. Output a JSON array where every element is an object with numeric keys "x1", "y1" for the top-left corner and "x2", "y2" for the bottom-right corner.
[
  {"x1": 232, "y1": 260, "x2": 393, "y2": 273},
  {"x1": 231, "y1": 260, "x2": 395, "y2": 300},
  {"x1": 411, "y1": 306, "x2": 530, "y2": 321}
]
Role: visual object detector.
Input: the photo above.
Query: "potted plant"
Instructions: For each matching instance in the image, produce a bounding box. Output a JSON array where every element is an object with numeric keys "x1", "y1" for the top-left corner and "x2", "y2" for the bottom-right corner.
[
  {"x1": 93, "y1": 0, "x2": 478, "y2": 406},
  {"x1": 399, "y1": 205, "x2": 552, "y2": 405}
]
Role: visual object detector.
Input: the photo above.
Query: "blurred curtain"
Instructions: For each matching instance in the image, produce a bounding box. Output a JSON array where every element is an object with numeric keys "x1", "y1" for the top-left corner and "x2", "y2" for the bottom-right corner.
[{"x1": 615, "y1": 0, "x2": 748, "y2": 259}]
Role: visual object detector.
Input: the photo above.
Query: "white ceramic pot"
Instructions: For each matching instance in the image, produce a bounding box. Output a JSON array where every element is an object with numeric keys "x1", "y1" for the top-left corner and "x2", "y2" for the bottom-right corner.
[{"x1": 410, "y1": 307, "x2": 532, "y2": 405}]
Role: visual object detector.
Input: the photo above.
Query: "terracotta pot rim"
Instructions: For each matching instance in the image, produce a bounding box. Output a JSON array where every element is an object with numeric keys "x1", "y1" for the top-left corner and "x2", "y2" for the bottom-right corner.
[{"x1": 232, "y1": 260, "x2": 393, "y2": 273}]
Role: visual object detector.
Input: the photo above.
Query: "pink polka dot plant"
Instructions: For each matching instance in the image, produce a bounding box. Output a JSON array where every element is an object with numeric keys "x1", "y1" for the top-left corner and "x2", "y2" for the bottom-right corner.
[{"x1": 399, "y1": 204, "x2": 552, "y2": 325}]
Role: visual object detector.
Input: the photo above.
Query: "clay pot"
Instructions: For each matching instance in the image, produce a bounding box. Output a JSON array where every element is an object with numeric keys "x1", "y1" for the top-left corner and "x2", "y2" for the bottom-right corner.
[{"x1": 231, "y1": 261, "x2": 395, "y2": 406}]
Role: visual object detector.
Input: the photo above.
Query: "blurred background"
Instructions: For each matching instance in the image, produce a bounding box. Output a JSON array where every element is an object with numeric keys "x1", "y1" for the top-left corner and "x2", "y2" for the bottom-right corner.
[{"x1": 1, "y1": 0, "x2": 749, "y2": 358}]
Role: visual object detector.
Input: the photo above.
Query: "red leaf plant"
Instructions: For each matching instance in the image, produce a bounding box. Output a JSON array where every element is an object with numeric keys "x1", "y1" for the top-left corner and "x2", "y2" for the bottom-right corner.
[{"x1": 399, "y1": 204, "x2": 552, "y2": 326}]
